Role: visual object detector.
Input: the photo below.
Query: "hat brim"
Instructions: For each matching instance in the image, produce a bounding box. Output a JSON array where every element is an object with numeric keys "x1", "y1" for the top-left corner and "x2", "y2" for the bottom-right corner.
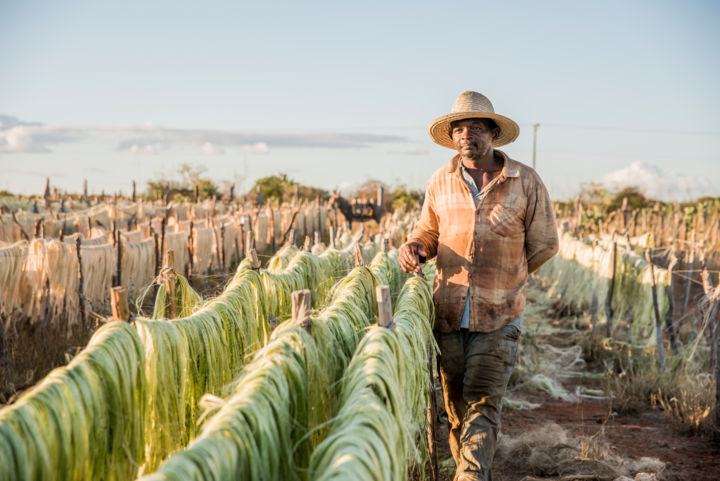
[{"x1": 428, "y1": 112, "x2": 520, "y2": 149}]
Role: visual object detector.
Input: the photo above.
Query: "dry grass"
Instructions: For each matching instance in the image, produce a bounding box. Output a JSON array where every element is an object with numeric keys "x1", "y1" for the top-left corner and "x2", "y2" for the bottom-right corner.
[{"x1": 495, "y1": 422, "x2": 667, "y2": 481}]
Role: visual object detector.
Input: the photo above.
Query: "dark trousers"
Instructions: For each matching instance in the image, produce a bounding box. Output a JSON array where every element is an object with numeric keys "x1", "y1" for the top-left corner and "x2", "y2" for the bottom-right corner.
[{"x1": 435, "y1": 323, "x2": 520, "y2": 481}]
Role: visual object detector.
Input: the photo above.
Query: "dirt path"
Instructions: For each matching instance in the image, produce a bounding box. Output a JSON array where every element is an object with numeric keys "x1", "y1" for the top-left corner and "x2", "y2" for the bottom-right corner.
[{"x1": 434, "y1": 280, "x2": 720, "y2": 481}]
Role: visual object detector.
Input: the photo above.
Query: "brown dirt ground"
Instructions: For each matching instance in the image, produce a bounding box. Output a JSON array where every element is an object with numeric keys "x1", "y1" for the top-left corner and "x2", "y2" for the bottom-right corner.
[{"x1": 432, "y1": 280, "x2": 720, "y2": 481}]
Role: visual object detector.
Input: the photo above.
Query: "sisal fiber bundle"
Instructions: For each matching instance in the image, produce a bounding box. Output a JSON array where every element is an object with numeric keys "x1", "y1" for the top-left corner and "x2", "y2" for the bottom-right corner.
[
  {"x1": 0, "y1": 241, "x2": 27, "y2": 319},
  {"x1": 192, "y1": 227, "x2": 215, "y2": 274},
  {"x1": 0, "y1": 322, "x2": 147, "y2": 481},
  {"x1": 80, "y1": 243, "x2": 115, "y2": 314},
  {"x1": 121, "y1": 238, "x2": 156, "y2": 303},
  {"x1": 162, "y1": 232, "x2": 188, "y2": 274}
]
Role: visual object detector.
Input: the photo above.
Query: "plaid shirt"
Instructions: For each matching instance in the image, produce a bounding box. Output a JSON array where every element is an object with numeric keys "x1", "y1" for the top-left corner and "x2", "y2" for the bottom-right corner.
[{"x1": 408, "y1": 150, "x2": 558, "y2": 333}]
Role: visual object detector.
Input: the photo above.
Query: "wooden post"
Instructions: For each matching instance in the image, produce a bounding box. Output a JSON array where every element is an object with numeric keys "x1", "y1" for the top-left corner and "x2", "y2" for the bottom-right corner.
[
  {"x1": 268, "y1": 205, "x2": 276, "y2": 253},
  {"x1": 132, "y1": 180, "x2": 136, "y2": 202},
  {"x1": 247, "y1": 248, "x2": 260, "y2": 270},
  {"x1": 314, "y1": 231, "x2": 320, "y2": 247},
  {"x1": 165, "y1": 250, "x2": 177, "y2": 319},
  {"x1": 245, "y1": 229, "x2": 254, "y2": 259},
  {"x1": 291, "y1": 289, "x2": 311, "y2": 321},
  {"x1": 291, "y1": 289, "x2": 312, "y2": 333},
  {"x1": 213, "y1": 221, "x2": 222, "y2": 272},
  {"x1": 187, "y1": 221, "x2": 194, "y2": 277},
  {"x1": 76, "y1": 236, "x2": 87, "y2": 330},
  {"x1": 329, "y1": 226, "x2": 336, "y2": 249},
  {"x1": 238, "y1": 222, "x2": 245, "y2": 260},
  {"x1": 354, "y1": 244, "x2": 365, "y2": 267},
  {"x1": 110, "y1": 286, "x2": 130, "y2": 321},
  {"x1": 220, "y1": 223, "x2": 226, "y2": 272},
  {"x1": 646, "y1": 249, "x2": 667, "y2": 371},
  {"x1": 159, "y1": 216, "x2": 167, "y2": 273},
  {"x1": 666, "y1": 249, "x2": 679, "y2": 355},
  {"x1": 376, "y1": 285, "x2": 392, "y2": 328},
  {"x1": 153, "y1": 231, "x2": 160, "y2": 277},
  {"x1": 115, "y1": 234, "x2": 123, "y2": 287},
  {"x1": 42, "y1": 177, "x2": 50, "y2": 207},
  {"x1": 82, "y1": 179, "x2": 88, "y2": 203},
  {"x1": 605, "y1": 240, "x2": 617, "y2": 338},
  {"x1": 303, "y1": 235, "x2": 311, "y2": 252}
]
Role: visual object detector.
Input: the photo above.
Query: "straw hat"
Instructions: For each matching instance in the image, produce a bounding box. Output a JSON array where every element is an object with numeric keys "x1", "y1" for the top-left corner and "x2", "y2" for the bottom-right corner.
[{"x1": 428, "y1": 91, "x2": 520, "y2": 149}]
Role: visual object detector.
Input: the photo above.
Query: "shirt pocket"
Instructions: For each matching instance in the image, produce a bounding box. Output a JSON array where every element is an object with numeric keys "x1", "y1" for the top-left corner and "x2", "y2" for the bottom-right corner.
[{"x1": 487, "y1": 202, "x2": 524, "y2": 237}]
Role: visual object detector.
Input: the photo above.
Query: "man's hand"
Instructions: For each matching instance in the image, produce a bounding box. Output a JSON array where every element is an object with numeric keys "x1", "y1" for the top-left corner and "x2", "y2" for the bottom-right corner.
[{"x1": 399, "y1": 242, "x2": 427, "y2": 273}]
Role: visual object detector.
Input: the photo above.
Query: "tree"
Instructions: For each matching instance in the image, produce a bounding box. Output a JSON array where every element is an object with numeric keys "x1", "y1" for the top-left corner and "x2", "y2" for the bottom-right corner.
[
  {"x1": 607, "y1": 186, "x2": 652, "y2": 211},
  {"x1": 391, "y1": 186, "x2": 422, "y2": 212},
  {"x1": 250, "y1": 173, "x2": 329, "y2": 205},
  {"x1": 577, "y1": 181, "x2": 608, "y2": 206},
  {"x1": 145, "y1": 163, "x2": 219, "y2": 201}
]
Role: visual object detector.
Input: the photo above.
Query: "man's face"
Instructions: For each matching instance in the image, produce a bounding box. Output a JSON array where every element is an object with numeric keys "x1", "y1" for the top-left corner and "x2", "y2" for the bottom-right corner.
[{"x1": 450, "y1": 118, "x2": 499, "y2": 160}]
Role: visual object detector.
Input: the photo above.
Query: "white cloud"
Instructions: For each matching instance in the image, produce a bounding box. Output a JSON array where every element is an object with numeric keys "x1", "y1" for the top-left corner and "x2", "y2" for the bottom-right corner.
[
  {"x1": 0, "y1": 115, "x2": 80, "y2": 153},
  {"x1": 241, "y1": 142, "x2": 269, "y2": 153},
  {"x1": 599, "y1": 162, "x2": 717, "y2": 201},
  {"x1": 0, "y1": 115, "x2": 405, "y2": 154},
  {"x1": 201, "y1": 141, "x2": 225, "y2": 155},
  {"x1": 129, "y1": 142, "x2": 167, "y2": 154}
]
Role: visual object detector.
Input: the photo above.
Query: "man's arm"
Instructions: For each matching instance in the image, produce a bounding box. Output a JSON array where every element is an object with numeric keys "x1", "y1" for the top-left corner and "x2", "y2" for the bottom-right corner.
[
  {"x1": 524, "y1": 173, "x2": 559, "y2": 274},
  {"x1": 406, "y1": 184, "x2": 439, "y2": 260}
]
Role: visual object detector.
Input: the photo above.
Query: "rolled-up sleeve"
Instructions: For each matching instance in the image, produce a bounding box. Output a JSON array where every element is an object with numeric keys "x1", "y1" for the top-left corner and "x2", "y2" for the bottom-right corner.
[
  {"x1": 407, "y1": 183, "x2": 439, "y2": 259},
  {"x1": 524, "y1": 174, "x2": 559, "y2": 274}
]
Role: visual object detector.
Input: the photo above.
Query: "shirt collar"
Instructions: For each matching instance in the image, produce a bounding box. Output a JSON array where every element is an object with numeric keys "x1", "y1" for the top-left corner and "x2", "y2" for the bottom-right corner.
[{"x1": 447, "y1": 149, "x2": 521, "y2": 181}]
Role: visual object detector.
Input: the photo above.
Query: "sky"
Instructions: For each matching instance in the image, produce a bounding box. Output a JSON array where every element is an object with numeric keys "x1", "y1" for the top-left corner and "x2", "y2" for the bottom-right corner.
[{"x1": 1, "y1": 0, "x2": 719, "y2": 201}]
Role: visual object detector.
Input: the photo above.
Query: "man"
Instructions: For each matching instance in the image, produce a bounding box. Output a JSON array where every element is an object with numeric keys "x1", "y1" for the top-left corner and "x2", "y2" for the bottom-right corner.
[{"x1": 399, "y1": 91, "x2": 559, "y2": 481}]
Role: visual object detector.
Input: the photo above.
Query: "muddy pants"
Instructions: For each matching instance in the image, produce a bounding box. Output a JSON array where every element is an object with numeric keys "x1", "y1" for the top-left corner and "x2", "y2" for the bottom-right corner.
[{"x1": 435, "y1": 322, "x2": 520, "y2": 481}]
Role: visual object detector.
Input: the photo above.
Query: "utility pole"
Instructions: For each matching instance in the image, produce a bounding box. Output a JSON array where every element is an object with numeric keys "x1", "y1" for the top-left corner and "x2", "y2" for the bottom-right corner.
[{"x1": 531, "y1": 123, "x2": 540, "y2": 170}]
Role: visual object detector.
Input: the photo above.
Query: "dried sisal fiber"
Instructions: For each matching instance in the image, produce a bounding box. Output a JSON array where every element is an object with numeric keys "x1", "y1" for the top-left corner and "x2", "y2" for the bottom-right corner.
[
  {"x1": 162, "y1": 231, "x2": 189, "y2": 274},
  {"x1": 121, "y1": 229, "x2": 145, "y2": 243},
  {"x1": 0, "y1": 224, "x2": 22, "y2": 243},
  {"x1": 80, "y1": 243, "x2": 116, "y2": 314},
  {"x1": 0, "y1": 241, "x2": 27, "y2": 319},
  {"x1": 192, "y1": 227, "x2": 215, "y2": 274},
  {"x1": 121, "y1": 238, "x2": 156, "y2": 303},
  {"x1": 222, "y1": 222, "x2": 239, "y2": 267}
]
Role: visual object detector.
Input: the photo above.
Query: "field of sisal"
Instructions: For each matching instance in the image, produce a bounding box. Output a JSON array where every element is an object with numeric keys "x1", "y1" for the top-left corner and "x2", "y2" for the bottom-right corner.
[{"x1": 1, "y1": 194, "x2": 719, "y2": 480}]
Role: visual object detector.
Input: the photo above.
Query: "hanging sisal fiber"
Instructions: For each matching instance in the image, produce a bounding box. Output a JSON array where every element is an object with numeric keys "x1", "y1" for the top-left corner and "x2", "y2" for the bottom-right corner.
[
  {"x1": 138, "y1": 266, "x2": 380, "y2": 481},
  {"x1": 309, "y1": 276, "x2": 435, "y2": 480},
  {"x1": 222, "y1": 222, "x2": 239, "y2": 267},
  {"x1": 192, "y1": 227, "x2": 215, "y2": 274},
  {"x1": 134, "y1": 265, "x2": 268, "y2": 472},
  {"x1": 0, "y1": 224, "x2": 22, "y2": 243},
  {"x1": 162, "y1": 232, "x2": 188, "y2": 274},
  {"x1": 121, "y1": 238, "x2": 156, "y2": 303},
  {"x1": 0, "y1": 321, "x2": 147, "y2": 481},
  {"x1": 80, "y1": 243, "x2": 116, "y2": 314},
  {"x1": 121, "y1": 229, "x2": 146, "y2": 243},
  {"x1": 253, "y1": 211, "x2": 269, "y2": 252},
  {"x1": 46, "y1": 239, "x2": 80, "y2": 330},
  {"x1": 0, "y1": 241, "x2": 27, "y2": 319},
  {"x1": 537, "y1": 231, "x2": 670, "y2": 341}
]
